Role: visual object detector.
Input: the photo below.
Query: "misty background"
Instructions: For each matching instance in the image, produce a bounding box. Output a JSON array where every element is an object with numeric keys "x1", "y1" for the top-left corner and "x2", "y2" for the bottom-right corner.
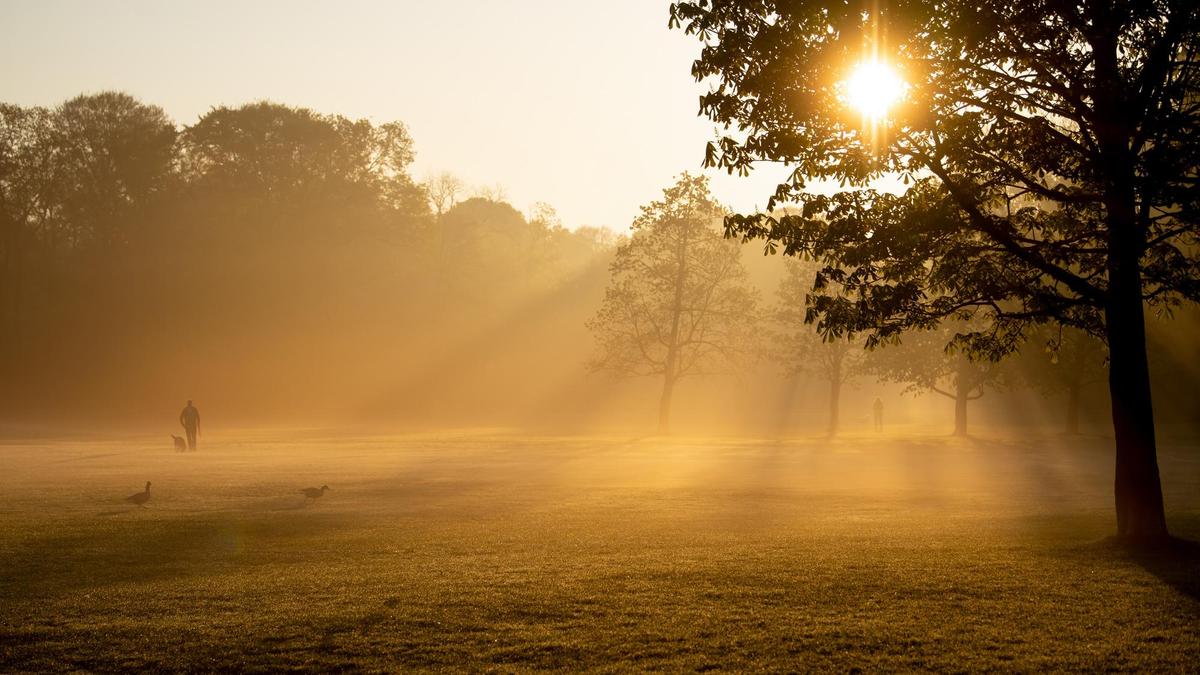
[
  {"x1": 2, "y1": 93, "x2": 1198, "y2": 435},
  {"x1": 1, "y1": 1, "x2": 1197, "y2": 434}
]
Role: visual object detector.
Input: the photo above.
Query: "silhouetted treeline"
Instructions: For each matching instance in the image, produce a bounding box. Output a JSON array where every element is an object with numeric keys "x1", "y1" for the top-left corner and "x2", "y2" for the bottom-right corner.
[
  {"x1": 0, "y1": 93, "x2": 611, "y2": 425},
  {"x1": 1, "y1": 92, "x2": 1197, "y2": 433}
]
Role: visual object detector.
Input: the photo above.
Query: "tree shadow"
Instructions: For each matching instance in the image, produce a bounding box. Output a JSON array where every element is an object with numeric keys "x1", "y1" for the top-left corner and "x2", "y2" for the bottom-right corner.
[
  {"x1": 0, "y1": 513, "x2": 348, "y2": 599},
  {"x1": 1107, "y1": 536, "x2": 1200, "y2": 602}
]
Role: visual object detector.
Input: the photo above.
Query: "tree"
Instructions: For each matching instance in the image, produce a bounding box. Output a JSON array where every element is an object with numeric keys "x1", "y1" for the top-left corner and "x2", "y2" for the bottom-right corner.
[
  {"x1": 0, "y1": 104, "x2": 55, "y2": 368},
  {"x1": 0, "y1": 94, "x2": 175, "y2": 378},
  {"x1": 176, "y1": 102, "x2": 429, "y2": 250},
  {"x1": 1019, "y1": 326, "x2": 1109, "y2": 435},
  {"x1": 472, "y1": 183, "x2": 509, "y2": 202},
  {"x1": 671, "y1": 1, "x2": 1199, "y2": 539},
  {"x1": 587, "y1": 174, "x2": 758, "y2": 433},
  {"x1": 771, "y1": 260, "x2": 866, "y2": 434},
  {"x1": 50, "y1": 93, "x2": 177, "y2": 250},
  {"x1": 437, "y1": 197, "x2": 556, "y2": 302},
  {"x1": 181, "y1": 102, "x2": 425, "y2": 225},
  {"x1": 426, "y1": 171, "x2": 464, "y2": 217},
  {"x1": 868, "y1": 323, "x2": 1005, "y2": 437}
]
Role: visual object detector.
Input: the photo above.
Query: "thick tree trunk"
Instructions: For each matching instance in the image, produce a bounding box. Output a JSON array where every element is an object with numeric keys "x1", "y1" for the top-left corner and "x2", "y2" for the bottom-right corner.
[
  {"x1": 1065, "y1": 382, "x2": 1081, "y2": 435},
  {"x1": 1105, "y1": 273, "x2": 1168, "y2": 539},
  {"x1": 657, "y1": 374, "x2": 676, "y2": 435},
  {"x1": 953, "y1": 388, "x2": 968, "y2": 437},
  {"x1": 1088, "y1": 21, "x2": 1169, "y2": 539}
]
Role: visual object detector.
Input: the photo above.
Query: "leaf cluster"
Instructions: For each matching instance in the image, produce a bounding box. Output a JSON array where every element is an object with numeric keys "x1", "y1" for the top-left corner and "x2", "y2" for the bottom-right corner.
[{"x1": 672, "y1": 0, "x2": 1200, "y2": 356}]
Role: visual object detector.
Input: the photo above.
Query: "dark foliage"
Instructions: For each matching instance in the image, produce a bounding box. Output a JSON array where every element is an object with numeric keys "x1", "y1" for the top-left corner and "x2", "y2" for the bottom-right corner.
[{"x1": 671, "y1": 0, "x2": 1200, "y2": 537}]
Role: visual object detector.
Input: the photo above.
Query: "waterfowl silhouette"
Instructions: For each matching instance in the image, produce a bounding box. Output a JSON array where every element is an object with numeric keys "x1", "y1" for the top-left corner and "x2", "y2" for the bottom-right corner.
[
  {"x1": 126, "y1": 481, "x2": 152, "y2": 507},
  {"x1": 299, "y1": 485, "x2": 330, "y2": 500}
]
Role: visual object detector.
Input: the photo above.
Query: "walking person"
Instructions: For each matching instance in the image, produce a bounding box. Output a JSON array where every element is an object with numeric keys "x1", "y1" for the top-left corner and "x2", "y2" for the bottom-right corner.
[
  {"x1": 872, "y1": 397, "x2": 884, "y2": 432},
  {"x1": 179, "y1": 399, "x2": 201, "y2": 450}
]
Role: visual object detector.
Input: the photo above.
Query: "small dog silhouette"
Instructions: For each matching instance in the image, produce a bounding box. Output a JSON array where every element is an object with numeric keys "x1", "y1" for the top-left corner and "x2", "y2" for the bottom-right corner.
[{"x1": 172, "y1": 435, "x2": 187, "y2": 451}]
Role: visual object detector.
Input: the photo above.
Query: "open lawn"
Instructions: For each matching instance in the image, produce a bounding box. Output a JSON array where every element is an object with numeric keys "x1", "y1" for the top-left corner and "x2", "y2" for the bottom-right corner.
[{"x1": 1, "y1": 429, "x2": 1198, "y2": 671}]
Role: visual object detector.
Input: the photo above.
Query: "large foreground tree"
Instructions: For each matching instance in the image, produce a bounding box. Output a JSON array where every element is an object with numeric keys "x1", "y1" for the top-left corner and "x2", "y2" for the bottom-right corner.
[
  {"x1": 588, "y1": 174, "x2": 758, "y2": 433},
  {"x1": 671, "y1": 0, "x2": 1199, "y2": 538}
]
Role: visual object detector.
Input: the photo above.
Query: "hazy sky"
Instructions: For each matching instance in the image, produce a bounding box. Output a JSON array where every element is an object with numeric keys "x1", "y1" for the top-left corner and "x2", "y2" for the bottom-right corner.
[{"x1": 0, "y1": 0, "x2": 792, "y2": 230}]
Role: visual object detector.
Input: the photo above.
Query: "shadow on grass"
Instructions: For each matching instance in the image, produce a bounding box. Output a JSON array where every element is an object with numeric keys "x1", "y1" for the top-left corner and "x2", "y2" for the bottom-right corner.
[
  {"x1": 0, "y1": 513, "x2": 349, "y2": 599},
  {"x1": 1112, "y1": 536, "x2": 1200, "y2": 602}
]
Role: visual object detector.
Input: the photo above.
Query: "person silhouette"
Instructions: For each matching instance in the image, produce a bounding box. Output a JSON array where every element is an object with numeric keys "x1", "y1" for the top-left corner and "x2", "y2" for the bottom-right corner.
[
  {"x1": 872, "y1": 397, "x2": 884, "y2": 432},
  {"x1": 179, "y1": 400, "x2": 201, "y2": 450}
]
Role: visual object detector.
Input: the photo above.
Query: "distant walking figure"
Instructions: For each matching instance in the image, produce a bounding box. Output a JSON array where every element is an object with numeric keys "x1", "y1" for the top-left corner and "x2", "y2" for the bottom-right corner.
[
  {"x1": 872, "y1": 397, "x2": 884, "y2": 432},
  {"x1": 179, "y1": 400, "x2": 201, "y2": 450}
]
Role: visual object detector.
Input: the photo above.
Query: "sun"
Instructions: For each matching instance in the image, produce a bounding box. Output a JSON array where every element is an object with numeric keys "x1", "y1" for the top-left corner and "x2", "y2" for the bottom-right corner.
[{"x1": 844, "y1": 60, "x2": 906, "y2": 121}]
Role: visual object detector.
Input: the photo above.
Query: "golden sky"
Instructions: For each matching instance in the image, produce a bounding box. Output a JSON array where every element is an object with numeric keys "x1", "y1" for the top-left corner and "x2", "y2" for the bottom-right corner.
[{"x1": 1, "y1": 0, "x2": 795, "y2": 230}]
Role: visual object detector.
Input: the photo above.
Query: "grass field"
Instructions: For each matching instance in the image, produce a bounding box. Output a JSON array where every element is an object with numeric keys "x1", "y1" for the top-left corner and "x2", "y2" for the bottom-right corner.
[{"x1": 1, "y1": 429, "x2": 1198, "y2": 671}]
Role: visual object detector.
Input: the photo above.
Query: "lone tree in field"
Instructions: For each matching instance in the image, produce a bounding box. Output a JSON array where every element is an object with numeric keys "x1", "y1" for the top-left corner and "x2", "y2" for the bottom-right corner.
[
  {"x1": 588, "y1": 174, "x2": 758, "y2": 433},
  {"x1": 671, "y1": 1, "x2": 1199, "y2": 539},
  {"x1": 868, "y1": 323, "x2": 1005, "y2": 437},
  {"x1": 772, "y1": 260, "x2": 866, "y2": 434}
]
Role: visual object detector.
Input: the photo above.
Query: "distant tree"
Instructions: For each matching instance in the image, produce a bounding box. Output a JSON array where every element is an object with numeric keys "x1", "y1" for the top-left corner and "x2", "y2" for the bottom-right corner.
[
  {"x1": 527, "y1": 202, "x2": 563, "y2": 231},
  {"x1": 1020, "y1": 326, "x2": 1109, "y2": 435},
  {"x1": 573, "y1": 226, "x2": 622, "y2": 252},
  {"x1": 771, "y1": 260, "x2": 866, "y2": 434},
  {"x1": 426, "y1": 171, "x2": 464, "y2": 217},
  {"x1": 181, "y1": 102, "x2": 425, "y2": 232},
  {"x1": 671, "y1": 0, "x2": 1200, "y2": 538},
  {"x1": 587, "y1": 174, "x2": 758, "y2": 433},
  {"x1": 472, "y1": 183, "x2": 508, "y2": 203},
  {"x1": 50, "y1": 92, "x2": 176, "y2": 250},
  {"x1": 0, "y1": 93, "x2": 177, "y2": 404},
  {"x1": 0, "y1": 104, "x2": 55, "y2": 366},
  {"x1": 869, "y1": 323, "x2": 1005, "y2": 437},
  {"x1": 349, "y1": 119, "x2": 427, "y2": 216},
  {"x1": 438, "y1": 197, "x2": 554, "y2": 301}
]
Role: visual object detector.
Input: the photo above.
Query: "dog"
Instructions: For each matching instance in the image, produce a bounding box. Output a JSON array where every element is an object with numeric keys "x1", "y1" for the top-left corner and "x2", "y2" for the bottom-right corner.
[{"x1": 172, "y1": 434, "x2": 188, "y2": 452}]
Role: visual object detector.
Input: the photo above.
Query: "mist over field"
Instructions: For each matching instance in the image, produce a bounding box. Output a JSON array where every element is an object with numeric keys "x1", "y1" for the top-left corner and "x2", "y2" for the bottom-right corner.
[
  {"x1": 2, "y1": 431, "x2": 1199, "y2": 670},
  {"x1": 2, "y1": 0, "x2": 1199, "y2": 670}
]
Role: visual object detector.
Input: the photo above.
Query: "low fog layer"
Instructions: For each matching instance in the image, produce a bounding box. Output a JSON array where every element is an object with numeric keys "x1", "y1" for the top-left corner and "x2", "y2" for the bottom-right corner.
[{"x1": 1, "y1": 95, "x2": 1197, "y2": 436}]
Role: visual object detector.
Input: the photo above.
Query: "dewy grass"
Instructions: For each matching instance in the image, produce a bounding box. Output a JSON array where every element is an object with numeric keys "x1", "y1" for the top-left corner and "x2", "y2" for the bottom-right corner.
[{"x1": 1, "y1": 430, "x2": 1197, "y2": 670}]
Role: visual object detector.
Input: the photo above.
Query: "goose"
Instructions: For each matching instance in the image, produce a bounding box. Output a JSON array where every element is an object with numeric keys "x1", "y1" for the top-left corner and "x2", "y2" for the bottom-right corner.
[
  {"x1": 125, "y1": 481, "x2": 152, "y2": 507},
  {"x1": 300, "y1": 485, "x2": 330, "y2": 500}
]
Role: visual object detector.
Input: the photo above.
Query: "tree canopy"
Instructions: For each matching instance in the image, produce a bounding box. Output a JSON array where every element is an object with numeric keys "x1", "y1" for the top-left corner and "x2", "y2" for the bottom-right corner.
[
  {"x1": 0, "y1": 92, "x2": 611, "y2": 423},
  {"x1": 671, "y1": 0, "x2": 1200, "y2": 538},
  {"x1": 588, "y1": 174, "x2": 758, "y2": 432}
]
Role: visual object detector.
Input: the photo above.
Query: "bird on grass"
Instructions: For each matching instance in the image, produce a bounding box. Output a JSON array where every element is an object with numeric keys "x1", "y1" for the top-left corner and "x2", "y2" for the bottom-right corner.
[
  {"x1": 125, "y1": 481, "x2": 152, "y2": 508},
  {"x1": 300, "y1": 485, "x2": 330, "y2": 501}
]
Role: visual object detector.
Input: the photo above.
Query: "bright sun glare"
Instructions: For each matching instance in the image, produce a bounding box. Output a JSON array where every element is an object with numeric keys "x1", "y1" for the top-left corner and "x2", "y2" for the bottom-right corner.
[{"x1": 845, "y1": 60, "x2": 905, "y2": 121}]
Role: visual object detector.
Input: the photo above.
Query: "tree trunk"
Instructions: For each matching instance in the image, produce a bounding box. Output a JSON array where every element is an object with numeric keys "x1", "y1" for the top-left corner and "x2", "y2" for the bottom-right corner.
[
  {"x1": 1088, "y1": 25, "x2": 1169, "y2": 539},
  {"x1": 1105, "y1": 269, "x2": 1168, "y2": 539},
  {"x1": 953, "y1": 388, "x2": 968, "y2": 437},
  {"x1": 827, "y1": 377, "x2": 841, "y2": 435},
  {"x1": 1065, "y1": 382, "x2": 1081, "y2": 435},
  {"x1": 657, "y1": 374, "x2": 676, "y2": 435},
  {"x1": 657, "y1": 222, "x2": 689, "y2": 436}
]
